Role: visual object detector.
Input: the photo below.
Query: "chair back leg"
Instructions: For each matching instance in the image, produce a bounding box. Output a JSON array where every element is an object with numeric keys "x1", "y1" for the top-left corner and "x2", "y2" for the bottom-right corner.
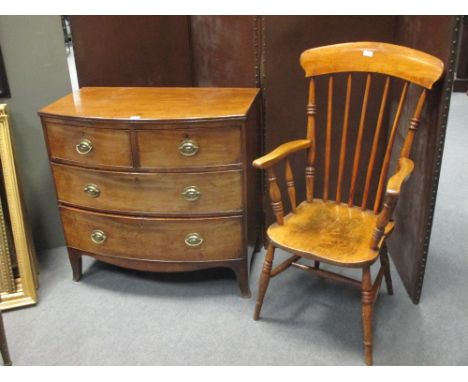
[
  {"x1": 253, "y1": 243, "x2": 276, "y2": 320},
  {"x1": 379, "y1": 242, "x2": 394, "y2": 295}
]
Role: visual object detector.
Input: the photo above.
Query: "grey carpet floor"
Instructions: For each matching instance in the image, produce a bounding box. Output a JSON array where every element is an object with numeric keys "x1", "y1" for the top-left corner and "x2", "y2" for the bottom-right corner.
[{"x1": 3, "y1": 93, "x2": 468, "y2": 366}]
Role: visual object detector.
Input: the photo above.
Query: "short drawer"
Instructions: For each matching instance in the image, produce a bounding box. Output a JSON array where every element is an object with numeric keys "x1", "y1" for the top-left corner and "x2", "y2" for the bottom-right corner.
[
  {"x1": 45, "y1": 122, "x2": 133, "y2": 169},
  {"x1": 60, "y1": 207, "x2": 243, "y2": 261},
  {"x1": 136, "y1": 126, "x2": 242, "y2": 170},
  {"x1": 52, "y1": 164, "x2": 243, "y2": 215}
]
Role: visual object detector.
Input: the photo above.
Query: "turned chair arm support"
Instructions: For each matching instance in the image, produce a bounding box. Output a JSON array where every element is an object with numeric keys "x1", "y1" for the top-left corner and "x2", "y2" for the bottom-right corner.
[
  {"x1": 252, "y1": 139, "x2": 311, "y2": 225},
  {"x1": 370, "y1": 157, "x2": 414, "y2": 249},
  {"x1": 252, "y1": 139, "x2": 311, "y2": 169}
]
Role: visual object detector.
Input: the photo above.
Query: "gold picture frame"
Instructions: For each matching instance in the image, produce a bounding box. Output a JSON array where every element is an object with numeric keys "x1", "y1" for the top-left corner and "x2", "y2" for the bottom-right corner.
[
  {"x1": 0, "y1": 194, "x2": 14, "y2": 293},
  {"x1": 0, "y1": 104, "x2": 38, "y2": 310}
]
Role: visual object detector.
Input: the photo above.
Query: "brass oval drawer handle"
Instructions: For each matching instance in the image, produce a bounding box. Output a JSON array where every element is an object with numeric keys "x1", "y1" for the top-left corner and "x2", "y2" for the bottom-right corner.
[
  {"x1": 184, "y1": 233, "x2": 203, "y2": 247},
  {"x1": 91, "y1": 230, "x2": 107, "y2": 244},
  {"x1": 84, "y1": 184, "x2": 101, "y2": 198},
  {"x1": 76, "y1": 139, "x2": 93, "y2": 155},
  {"x1": 178, "y1": 138, "x2": 199, "y2": 157},
  {"x1": 182, "y1": 186, "x2": 201, "y2": 201}
]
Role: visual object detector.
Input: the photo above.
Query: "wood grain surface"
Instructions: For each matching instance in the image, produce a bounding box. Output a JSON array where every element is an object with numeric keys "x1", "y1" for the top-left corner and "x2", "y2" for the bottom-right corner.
[
  {"x1": 60, "y1": 206, "x2": 243, "y2": 262},
  {"x1": 267, "y1": 200, "x2": 393, "y2": 267},
  {"x1": 52, "y1": 163, "x2": 243, "y2": 216},
  {"x1": 300, "y1": 42, "x2": 443, "y2": 88},
  {"x1": 137, "y1": 125, "x2": 242, "y2": 169},
  {"x1": 45, "y1": 121, "x2": 133, "y2": 169},
  {"x1": 39, "y1": 87, "x2": 259, "y2": 121}
]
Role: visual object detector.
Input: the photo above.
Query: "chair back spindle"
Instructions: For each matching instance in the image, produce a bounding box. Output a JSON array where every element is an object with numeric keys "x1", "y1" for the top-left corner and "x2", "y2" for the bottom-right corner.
[
  {"x1": 285, "y1": 159, "x2": 297, "y2": 212},
  {"x1": 323, "y1": 75, "x2": 333, "y2": 202},
  {"x1": 306, "y1": 78, "x2": 317, "y2": 202},
  {"x1": 348, "y1": 73, "x2": 372, "y2": 208},
  {"x1": 373, "y1": 81, "x2": 409, "y2": 213},
  {"x1": 267, "y1": 167, "x2": 284, "y2": 225},
  {"x1": 336, "y1": 74, "x2": 352, "y2": 204},
  {"x1": 361, "y1": 76, "x2": 390, "y2": 210}
]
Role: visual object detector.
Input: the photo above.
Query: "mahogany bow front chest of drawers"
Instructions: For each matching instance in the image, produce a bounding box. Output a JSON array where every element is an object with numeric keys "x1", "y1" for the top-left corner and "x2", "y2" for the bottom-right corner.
[{"x1": 39, "y1": 87, "x2": 260, "y2": 296}]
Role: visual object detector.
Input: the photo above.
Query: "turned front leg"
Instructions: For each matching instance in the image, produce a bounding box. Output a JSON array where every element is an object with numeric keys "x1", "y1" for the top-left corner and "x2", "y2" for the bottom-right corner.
[
  {"x1": 253, "y1": 243, "x2": 275, "y2": 320},
  {"x1": 361, "y1": 266, "x2": 374, "y2": 366}
]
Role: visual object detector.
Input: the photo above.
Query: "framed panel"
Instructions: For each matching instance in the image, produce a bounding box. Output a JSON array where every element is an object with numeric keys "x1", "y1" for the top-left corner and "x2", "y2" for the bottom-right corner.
[
  {"x1": 389, "y1": 16, "x2": 459, "y2": 303},
  {"x1": 454, "y1": 15, "x2": 468, "y2": 92},
  {"x1": 0, "y1": 104, "x2": 38, "y2": 310},
  {"x1": 68, "y1": 16, "x2": 193, "y2": 87}
]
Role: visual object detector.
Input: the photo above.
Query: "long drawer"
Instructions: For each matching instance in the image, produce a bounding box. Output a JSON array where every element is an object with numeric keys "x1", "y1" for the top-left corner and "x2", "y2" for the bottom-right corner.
[
  {"x1": 136, "y1": 125, "x2": 242, "y2": 169},
  {"x1": 52, "y1": 163, "x2": 243, "y2": 215},
  {"x1": 60, "y1": 207, "x2": 243, "y2": 261},
  {"x1": 45, "y1": 122, "x2": 133, "y2": 169}
]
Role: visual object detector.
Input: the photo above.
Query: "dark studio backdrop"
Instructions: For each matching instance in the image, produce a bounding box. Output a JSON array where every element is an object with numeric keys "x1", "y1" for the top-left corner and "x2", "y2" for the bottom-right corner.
[
  {"x1": 61, "y1": 15, "x2": 463, "y2": 303},
  {"x1": 3, "y1": 15, "x2": 461, "y2": 304}
]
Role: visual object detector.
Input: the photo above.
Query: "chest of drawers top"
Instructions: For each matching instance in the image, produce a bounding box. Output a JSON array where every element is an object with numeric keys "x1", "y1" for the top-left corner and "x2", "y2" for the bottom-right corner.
[{"x1": 39, "y1": 87, "x2": 259, "y2": 123}]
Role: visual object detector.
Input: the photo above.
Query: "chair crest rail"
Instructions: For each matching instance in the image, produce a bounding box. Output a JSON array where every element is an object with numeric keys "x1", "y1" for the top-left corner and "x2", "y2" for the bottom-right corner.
[{"x1": 300, "y1": 42, "x2": 444, "y2": 89}]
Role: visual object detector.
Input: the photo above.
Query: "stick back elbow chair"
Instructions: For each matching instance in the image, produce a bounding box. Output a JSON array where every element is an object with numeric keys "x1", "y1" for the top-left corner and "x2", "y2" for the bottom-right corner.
[{"x1": 252, "y1": 42, "x2": 444, "y2": 365}]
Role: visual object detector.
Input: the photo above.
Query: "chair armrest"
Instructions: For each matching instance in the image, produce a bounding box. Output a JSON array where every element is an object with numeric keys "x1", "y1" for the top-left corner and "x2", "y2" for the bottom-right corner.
[
  {"x1": 386, "y1": 158, "x2": 414, "y2": 196},
  {"x1": 370, "y1": 157, "x2": 415, "y2": 249},
  {"x1": 252, "y1": 139, "x2": 311, "y2": 169}
]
